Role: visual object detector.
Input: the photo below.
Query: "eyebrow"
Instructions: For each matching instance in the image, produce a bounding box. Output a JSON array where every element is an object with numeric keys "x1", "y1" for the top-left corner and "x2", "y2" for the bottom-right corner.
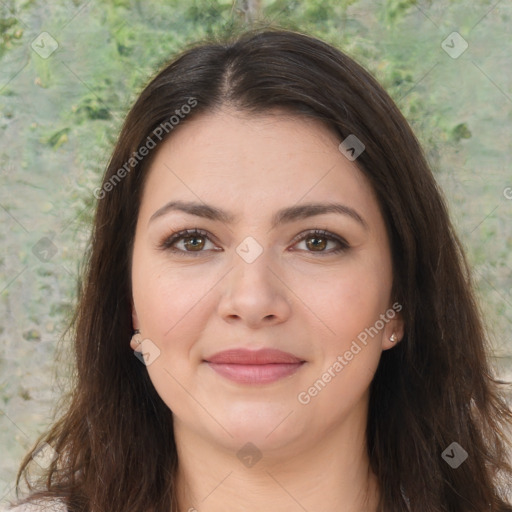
[{"x1": 148, "y1": 200, "x2": 368, "y2": 230}]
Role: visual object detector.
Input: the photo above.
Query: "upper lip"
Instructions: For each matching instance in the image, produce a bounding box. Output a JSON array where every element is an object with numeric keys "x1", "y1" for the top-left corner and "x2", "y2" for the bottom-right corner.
[{"x1": 205, "y1": 348, "x2": 304, "y2": 365}]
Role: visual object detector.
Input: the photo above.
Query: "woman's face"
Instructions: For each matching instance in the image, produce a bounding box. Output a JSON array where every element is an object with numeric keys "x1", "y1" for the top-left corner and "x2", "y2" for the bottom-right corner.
[{"x1": 130, "y1": 108, "x2": 403, "y2": 456}]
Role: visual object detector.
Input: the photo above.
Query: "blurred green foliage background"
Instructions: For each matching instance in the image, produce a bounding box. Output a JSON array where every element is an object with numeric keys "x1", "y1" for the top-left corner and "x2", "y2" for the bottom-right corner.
[{"x1": 0, "y1": 0, "x2": 511, "y2": 504}]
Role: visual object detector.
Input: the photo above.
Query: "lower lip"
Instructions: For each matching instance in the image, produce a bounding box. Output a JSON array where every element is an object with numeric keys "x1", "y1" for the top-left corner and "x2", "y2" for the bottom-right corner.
[{"x1": 206, "y1": 362, "x2": 304, "y2": 384}]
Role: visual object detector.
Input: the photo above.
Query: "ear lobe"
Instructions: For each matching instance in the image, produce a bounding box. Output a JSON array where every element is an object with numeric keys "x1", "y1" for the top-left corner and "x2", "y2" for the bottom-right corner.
[
  {"x1": 129, "y1": 330, "x2": 141, "y2": 351},
  {"x1": 382, "y1": 309, "x2": 405, "y2": 350}
]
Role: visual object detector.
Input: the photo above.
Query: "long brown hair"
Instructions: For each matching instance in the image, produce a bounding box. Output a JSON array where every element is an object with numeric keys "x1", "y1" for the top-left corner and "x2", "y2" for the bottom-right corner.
[{"x1": 12, "y1": 27, "x2": 512, "y2": 512}]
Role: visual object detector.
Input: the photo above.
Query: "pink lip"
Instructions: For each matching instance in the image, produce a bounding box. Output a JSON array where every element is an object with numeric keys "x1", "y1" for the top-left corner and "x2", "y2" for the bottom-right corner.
[{"x1": 205, "y1": 348, "x2": 305, "y2": 384}]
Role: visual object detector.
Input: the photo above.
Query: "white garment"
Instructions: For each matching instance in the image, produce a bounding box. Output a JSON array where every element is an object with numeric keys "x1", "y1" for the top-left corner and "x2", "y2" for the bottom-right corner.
[{"x1": 2, "y1": 499, "x2": 67, "y2": 512}]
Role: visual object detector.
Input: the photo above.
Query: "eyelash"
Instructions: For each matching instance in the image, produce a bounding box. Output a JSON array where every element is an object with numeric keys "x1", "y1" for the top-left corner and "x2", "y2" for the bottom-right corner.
[{"x1": 158, "y1": 228, "x2": 349, "y2": 256}]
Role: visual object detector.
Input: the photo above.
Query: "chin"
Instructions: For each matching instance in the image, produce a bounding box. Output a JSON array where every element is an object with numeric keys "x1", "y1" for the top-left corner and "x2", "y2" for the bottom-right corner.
[{"x1": 209, "y1": 402, "x2": 306, "y2": 450}]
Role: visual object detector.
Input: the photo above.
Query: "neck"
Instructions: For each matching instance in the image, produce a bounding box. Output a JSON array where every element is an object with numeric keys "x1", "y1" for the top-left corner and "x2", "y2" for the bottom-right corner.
[{"x1": 173, "y1": 405, "x2": 380, "y2": 512}]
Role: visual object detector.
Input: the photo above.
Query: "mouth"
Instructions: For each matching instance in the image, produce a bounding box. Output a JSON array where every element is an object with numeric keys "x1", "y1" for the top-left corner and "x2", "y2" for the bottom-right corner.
[{"x1": 204, "y1": 348, "x2": 306, "y2": 385}]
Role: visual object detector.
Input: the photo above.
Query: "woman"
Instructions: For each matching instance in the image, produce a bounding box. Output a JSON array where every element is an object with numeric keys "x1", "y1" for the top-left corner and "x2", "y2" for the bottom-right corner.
[{"x1": 8, "y1": 27, "x2": 512, "y2": 512}]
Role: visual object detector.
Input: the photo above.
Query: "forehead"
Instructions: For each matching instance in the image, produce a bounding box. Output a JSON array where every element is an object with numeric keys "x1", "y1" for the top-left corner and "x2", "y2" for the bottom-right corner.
[{"x1": 138, "y1": 108, "x2": 382, "y2": 231}]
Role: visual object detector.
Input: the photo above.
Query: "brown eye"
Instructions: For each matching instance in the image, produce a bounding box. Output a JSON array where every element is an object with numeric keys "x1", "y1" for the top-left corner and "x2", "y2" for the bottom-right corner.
[
  {"x1": 292, "y1": 229, "x2": 349, "y2": 255},
  {"x1": 159, "y1": 229, "x2": 217, "y2": 255},
  {"x1": 305, "y1": 234, "x2": 328, "y2": 251},
  {"x1": 182, "y1": 234, "x2": 206, "y2": 251}
]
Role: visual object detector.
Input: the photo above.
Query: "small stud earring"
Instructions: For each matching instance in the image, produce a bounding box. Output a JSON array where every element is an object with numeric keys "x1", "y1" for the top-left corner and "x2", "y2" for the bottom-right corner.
[{"x1": 390, "y1": 333, "x2": 398, "y2": 343}]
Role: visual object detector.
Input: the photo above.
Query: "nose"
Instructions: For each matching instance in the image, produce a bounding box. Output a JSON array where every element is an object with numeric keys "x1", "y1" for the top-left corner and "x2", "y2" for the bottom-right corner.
[{"x1": 216, "y1": 247, "x2": 292, "y2": 329}]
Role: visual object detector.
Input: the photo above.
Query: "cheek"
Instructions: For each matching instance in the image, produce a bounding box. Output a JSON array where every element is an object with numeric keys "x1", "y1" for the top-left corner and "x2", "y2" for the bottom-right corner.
[
  {"x1": 293, "y1": 255, "x2": 392, "y2": 343},
  {"x1": 294, "y1": 280, "x2": 386, "y2": 416},
  {"x1": 132, "y1": 248, "x2": 218, "y2": 340},
  {"x1": 131, "y1": 257, "x2": 220, "y2": 411}
]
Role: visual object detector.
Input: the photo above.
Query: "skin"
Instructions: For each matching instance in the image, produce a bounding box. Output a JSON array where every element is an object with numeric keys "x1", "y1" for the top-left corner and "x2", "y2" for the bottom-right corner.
[{"x1": 130, "y1": 107, "x2": 404, "y2": 512}]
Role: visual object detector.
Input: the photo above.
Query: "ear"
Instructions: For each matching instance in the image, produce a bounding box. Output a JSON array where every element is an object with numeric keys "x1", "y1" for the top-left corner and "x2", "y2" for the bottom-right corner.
[
  {"x1": 381, "y1": 303, "x2": 405, "y2": 351},
  {"x1": 131, "y1": 301, "x2": 139, "y2": 330},
  {"x1": 130, "y1": 301, "x2": 140, "y2": 351}
]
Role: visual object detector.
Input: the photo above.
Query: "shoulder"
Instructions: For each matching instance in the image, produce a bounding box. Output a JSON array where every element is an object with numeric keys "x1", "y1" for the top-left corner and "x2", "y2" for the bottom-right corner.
[{"x1": 1, "y1": 499, "x2": 67, "y2": 512}]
